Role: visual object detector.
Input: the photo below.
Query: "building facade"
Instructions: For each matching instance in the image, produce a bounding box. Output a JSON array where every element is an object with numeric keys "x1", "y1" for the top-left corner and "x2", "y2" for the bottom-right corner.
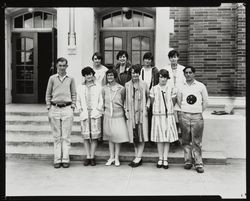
[{"x1": 5, "y1": 4, "x2": 246, "y2": 106}]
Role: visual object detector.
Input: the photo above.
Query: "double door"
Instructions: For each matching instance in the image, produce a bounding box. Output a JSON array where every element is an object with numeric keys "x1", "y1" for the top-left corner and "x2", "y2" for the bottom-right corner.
[
  {"x1": 11, "y1": 29, "x2": 57, "y2": 103},
  {"x1": 100, "y1": 30, "x2": 154, "y2": 68}
]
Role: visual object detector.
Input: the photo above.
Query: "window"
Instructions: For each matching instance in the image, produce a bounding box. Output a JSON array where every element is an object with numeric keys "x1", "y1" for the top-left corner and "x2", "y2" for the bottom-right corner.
[
  {"x1": 15, "y1": 36, "x2": 34, "y2": 94},
  {"x1": 102, "y1": 10, "x2": 154, "y2": 28},
  {"x1": 131, "y1": 36, "x2": 150, "y2": 65},
  {"x1": 14, "y1": 11, "x2": 56, "y2": 29},
  {"x1": 104, "y1": 36, "x2": 123, "y2": 67}
]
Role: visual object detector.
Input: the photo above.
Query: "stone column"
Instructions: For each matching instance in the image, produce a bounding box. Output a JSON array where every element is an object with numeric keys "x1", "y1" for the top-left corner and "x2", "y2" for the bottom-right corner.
[
  {"x1": 155, "y1": 7, "x2": 174, "y2": 69},
  {"x1": 57, "y1": 8, "x2": 94, "y2": 86}
]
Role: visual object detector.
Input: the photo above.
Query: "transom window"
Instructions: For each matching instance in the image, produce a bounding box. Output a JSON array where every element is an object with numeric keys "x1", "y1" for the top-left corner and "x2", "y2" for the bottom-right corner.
[
  {"x1": 102, "y1": 10, "x2": 154, "y2": 28},
  {"x1": 14, "y1": 11, "x2": 56, "y2": 29}
]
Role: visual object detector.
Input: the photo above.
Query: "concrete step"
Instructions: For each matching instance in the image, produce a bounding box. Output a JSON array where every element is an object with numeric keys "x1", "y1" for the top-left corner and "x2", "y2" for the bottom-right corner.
[
  {"x1": 6, "y1": 144, "x2": 226, "y2": 164},
  {"x1": 5, "y1": 133, "x2": 161, "y2": 152},
  {"x1": 6, "y1": 124, "x2": 81, "y2": 134},
  {"x1": 6, "y1": 111, "x2": 81, "y2": 116},
  {"x1": 6, "y1": 132, "x2": 83, "y2": 145},
  {"x1": 5, "y1": 104, "x2": 230, "y2": 164},
  {"x1": 5, "y1": 115, "x2": 81, "y2": 126}
]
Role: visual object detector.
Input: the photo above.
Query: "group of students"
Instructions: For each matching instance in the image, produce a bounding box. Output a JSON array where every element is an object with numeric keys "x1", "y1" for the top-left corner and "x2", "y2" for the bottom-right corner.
[{"x1": 45, "y1": 50, "x2": 208, "y2": 174}]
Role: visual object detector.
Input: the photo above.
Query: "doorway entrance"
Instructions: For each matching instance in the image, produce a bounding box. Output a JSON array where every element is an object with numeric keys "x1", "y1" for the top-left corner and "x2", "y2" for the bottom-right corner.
[
  {"x1": 11, "y1": 29, "x2": 57, "y2": 103},
  {"x1": 100, "y1": 30, "x2": 154, "y2": 68}
]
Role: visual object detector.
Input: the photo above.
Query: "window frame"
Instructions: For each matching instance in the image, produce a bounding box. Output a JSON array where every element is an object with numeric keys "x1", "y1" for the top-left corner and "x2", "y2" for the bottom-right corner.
[
  {"x1": 12, "y1": 11, "x2": 56, "y2": 30},
  {"x1": 101, "y1": 9, "x2": 155, "y2": 30}
]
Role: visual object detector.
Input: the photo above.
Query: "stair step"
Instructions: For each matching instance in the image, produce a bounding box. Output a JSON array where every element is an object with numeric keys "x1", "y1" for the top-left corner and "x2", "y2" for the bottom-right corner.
[
  {"x1": 6, "y1": 111, "x2": 80, "y2": 116},
  {"x1": 6, "y1": 145, "x2": 226, "y2": 164},
  {"x1": 5, "y1": 104, "x2": 228, "y2": 165},
  {"x1": 6, "y1": 124, "x2": 81, "y2": 132},
  {"x1": 5, "y1": 136, "x2": 160, "y2": 152},
  {"x1": 6, "y1": 111, "x2": 48, "y2": 116},
  {"x1": 6, "y1": 115, "x2": 81, "y2": 126},
  {"x1": 6, "y1": 132, "x2": 83, "y2": 144},
  {"x1": 6, "y1": 130, "x2": 81, "y2": 136}
]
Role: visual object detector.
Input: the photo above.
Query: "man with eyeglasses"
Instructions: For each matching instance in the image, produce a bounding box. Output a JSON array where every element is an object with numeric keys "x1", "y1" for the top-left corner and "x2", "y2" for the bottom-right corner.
[
  {"x1": 177, "y1": 65, "x2": 208, "y2": 173},
  {"x1": 45, "y1": 57, "x2": 76, "y2": 168}
]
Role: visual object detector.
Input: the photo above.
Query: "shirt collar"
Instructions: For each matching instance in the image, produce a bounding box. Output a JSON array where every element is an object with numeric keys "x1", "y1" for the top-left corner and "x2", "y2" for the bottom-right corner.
[
  {"x1": 85, "y1": 81, "x2": 96, "y2": 87},
  {"x1": 57, "y1": 73, "x2": 68, "y2": 78},
  {"x1": 184, "y1": 79, "x2": 197, "y2": 85}
]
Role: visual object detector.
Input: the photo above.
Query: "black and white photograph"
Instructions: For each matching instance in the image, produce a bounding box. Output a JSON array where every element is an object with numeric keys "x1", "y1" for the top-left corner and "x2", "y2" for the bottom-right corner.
[{"x1": 2, "y1": 1, "x2": 246, "y2": 199}]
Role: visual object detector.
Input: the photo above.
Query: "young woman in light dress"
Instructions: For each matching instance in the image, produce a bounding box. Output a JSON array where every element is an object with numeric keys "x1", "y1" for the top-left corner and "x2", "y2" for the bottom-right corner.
[
  {"x1": 91, "y1": 52, "x2": 108, "y2": 86},
  {"x1": 102, "y1": 69, "x2": 129, "y2": 166},
  {"x1": 149, "y1": 69, "x2": 178, "y2": 169},
  {"x1": 76, "y1": 67, "x2": 103, "y2": 166}
]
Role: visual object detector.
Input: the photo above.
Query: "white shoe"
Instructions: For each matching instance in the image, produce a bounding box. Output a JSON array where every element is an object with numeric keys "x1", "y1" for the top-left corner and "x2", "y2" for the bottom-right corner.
[
  {"x1": 115, "y1": 159, "x2": 120, "y2": 167},
  {"x1": 105, "y1": 158, "x2": 115, "y2": 166}
]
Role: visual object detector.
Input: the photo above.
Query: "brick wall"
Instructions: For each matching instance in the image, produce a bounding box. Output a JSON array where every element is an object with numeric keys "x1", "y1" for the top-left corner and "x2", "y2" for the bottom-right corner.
[
  {"x1": 169, "y1": 3, "x2": 246, "y2": 96},
  {"x1": 234, "y1": 3, "x2": 246, "y2": 96},
  {"x1": 169, "y1": 7, "x2": 189, "y2": 65}
]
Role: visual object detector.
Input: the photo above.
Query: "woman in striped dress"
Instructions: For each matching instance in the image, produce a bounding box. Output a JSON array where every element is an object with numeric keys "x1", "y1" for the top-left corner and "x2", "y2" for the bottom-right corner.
[{"x1": 149, "y1": 69, "x2": 178, "y2": 169}]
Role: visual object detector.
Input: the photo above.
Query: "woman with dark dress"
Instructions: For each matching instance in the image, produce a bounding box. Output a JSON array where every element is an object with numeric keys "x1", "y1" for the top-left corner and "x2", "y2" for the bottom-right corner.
[
  {"x1": 139, "y1": 52, "x2": 159, "y2": 142},
  {"x1": 115, "y1": 50, "x2": 132, "y2": 86}
]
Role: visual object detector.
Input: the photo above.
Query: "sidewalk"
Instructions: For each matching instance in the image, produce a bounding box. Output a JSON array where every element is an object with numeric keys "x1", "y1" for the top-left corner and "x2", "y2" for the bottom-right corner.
[{"x1": 5, "y1": 158, "x2": 246, "y2": 198}]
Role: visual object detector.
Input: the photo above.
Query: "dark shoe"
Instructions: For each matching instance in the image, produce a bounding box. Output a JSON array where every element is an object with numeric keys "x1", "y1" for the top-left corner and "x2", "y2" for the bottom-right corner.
[
  {"x1": 54, "y1": 163, "x2": 61, "y2": 168},
  {"x1": 62, "y1": 163, "x2": 70, "y2": 168},
  {"x1": 131, "y1": 158, "x2": 142, "y2": 168},
  {"x1": 184, "y1": 163, "x2": 193, "y2": 170},
  {"x1": 156, "y1": 159, "x2": 163, "y2": 168},
  {"x1": 90, "y1": 158, "x2": 96, "y2": 166},
  {"x1": 83, "y1": 159, "x2": 91, "y2": 166},
  {"x1": 163, "y1": 160, "x2": 169, "y2": 169},
  {"x1": 196, "y1": 166, "x2": 204, "y2": 173},
  {"x1": 128, "y1": 161, "x2": 134, "y2": 166}
]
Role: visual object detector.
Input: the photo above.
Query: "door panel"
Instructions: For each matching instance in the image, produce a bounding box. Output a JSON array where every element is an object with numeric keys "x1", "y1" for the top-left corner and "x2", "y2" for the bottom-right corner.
[
  {"x1": 50, "y1": 28, "x2": 57, "y2": 75},
  {"x1": 127, "y1": 31, "x2": 154, "y2": 65},
  {"x1": 100, "y1": 31, "x2": 126, "y2": 68},
  {"x1": 12, "y1": 32, "x2": 38, "y2": 103},
  {"x1": 12, "y1": 30, "x2": 57, "y2": 103},
  {"x1": 37, "y1": 32, "x2": 53, "y2": 103},
  {"x1": 100, "y1": 30, "x2": 154, "y2": 67}
]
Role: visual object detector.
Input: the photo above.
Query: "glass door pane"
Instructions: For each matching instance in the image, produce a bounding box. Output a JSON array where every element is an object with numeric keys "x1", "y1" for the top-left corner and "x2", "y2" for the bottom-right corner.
[
  {"x1": 127, "y1": 31, "x2": 154, "y2": 65},
  {"x1": 12, "y1": 32, "x2": 38, "y2": 103},
  {"x1": 101, "y1": 31, "x2": 126, "y2": 68}
]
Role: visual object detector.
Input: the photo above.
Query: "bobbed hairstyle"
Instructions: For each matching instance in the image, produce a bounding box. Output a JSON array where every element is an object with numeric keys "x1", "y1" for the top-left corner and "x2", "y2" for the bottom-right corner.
[
  {"x1": 168, "y1": 50, "x2": 179, "y2": 59},
  {"x1": 183, "y1": 65, "x2": 196, "y2": 73},
  {"x1": 106, "y1": 68, "x2": 118, "y2": 79},
  {"x1": 81, "y1": 66, "x2": 95, "y2": 76},
  {"x1": 158, "y1": 69, "x2": 170, "y2": 79},
  {"x1": 143, "y1": 52, "x2": 154, "y2": 61},
  {"x1": 131, "y1": 64, "x2": 142, "y2": 75},
  {"x1": 92, "y1": 52, "x2": 103, "y2": 61},
  {"x1": 116, "y1": 50, "x2": 128, "y2": 60}
]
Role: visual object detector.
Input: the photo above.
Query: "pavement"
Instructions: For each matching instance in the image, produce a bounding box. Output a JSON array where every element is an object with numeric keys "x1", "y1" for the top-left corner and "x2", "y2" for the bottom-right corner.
[{"x1": 5, "y1": 158, "x2": 246, "y2": 198}]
